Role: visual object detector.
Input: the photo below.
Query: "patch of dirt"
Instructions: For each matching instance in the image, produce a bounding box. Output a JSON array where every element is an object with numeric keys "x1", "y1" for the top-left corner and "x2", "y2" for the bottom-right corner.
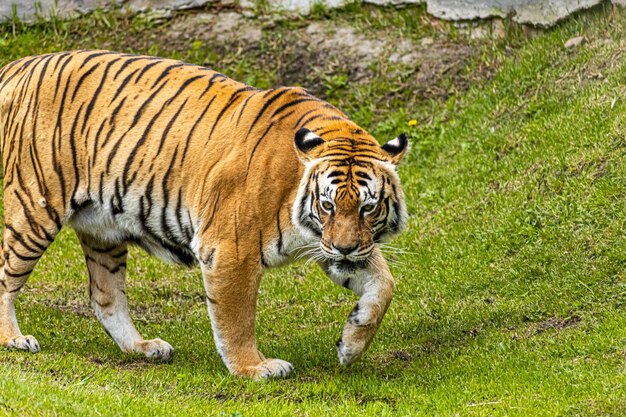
[
  {"x1": 88, "y1": 354, "x2": 175, "y2": 370},
  {"x1": 392, "y1": 349, "x2": 413, "y2": 361},
  {"x1": 167, "y1": 11, "x2": 263, "y2": 46},
  {"x1": 29, "y1": 286, "x2": 92, "y2": 317},
  {"x1": 373, "y1": 349, "x2": 414, "y2": 369},
  {"x1": 512, "y1": 315, "x2": 582, "y2": 339},
  {"x1": 39, "y1": 300, "x2": 92, "y2": 317},
  {"x1": 90, "y1": 8, "x2": 491, "y2": 107}
]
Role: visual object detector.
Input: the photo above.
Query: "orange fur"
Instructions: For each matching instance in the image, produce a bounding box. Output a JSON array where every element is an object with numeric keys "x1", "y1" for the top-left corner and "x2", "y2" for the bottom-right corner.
[{"x1": 0, "y1": 51, "x2": 408, "y2": 378}]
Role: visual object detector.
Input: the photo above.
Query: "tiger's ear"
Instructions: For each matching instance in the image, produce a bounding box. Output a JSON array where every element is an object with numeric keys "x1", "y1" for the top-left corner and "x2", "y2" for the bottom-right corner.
[
  {"x1": 382, "y1": 133, "x2": 409, "y2": 165},
  {"x1": 294, "y1": 128, "x2": 325, "y2": 161}
]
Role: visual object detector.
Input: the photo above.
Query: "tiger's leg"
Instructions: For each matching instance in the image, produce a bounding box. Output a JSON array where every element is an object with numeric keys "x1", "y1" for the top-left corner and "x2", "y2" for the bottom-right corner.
[
  {"x1": 324, "y1": 248, "x2": 395, "y2": 366},
  {"x1": 78, "y1": 235, "x2": 173, "y2": 360},
  {"x1": 200, "y1": 245, "x2": 293, "y2": 379},
  {"x1": 0, "y1": 214, "x2": 59, "y2": 352}
]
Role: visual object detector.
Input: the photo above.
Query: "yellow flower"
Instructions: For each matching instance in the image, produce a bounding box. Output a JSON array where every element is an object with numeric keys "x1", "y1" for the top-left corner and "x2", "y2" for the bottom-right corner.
[{"x1": 408, "y1": 119, "x2": 417, "y2": 126}]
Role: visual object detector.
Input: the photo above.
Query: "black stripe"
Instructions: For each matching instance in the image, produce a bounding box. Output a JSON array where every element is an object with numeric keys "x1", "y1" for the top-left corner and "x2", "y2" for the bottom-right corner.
[
  {"x1": 121, "y1": 92, "x2": 172, "y2": 189},
  {"x1": 246, "y1": 122, "x2": 275, "y2": 175},
  {"x1": 81, "y1": 50, "x2": 115, "y2": 66},
  {"x1": 13, "y1": 188, "x2": 52, "y2": 244},
  {"x1": 134, "y1": 60, "x2": 162, "y2": 83},
  {"x1": 53, "y1": 69, "x2": 76, "y2": 207},
  {"x1": 129, "y1": 79, "x2": 170, "y2": 129},
  {"x1": 114, "y1": 56, "x2": 158, "y2": 80},
  {"x1": 82, "y1": 58, "x2": 121, "y2": 135},
  {"x1": 12, "y1": 250, "x2": 43, "y2": 262},
  {"x1": 89, "y1": 244, "x2": 120, "y2": 253},
  {"x1": 110, "y1": 67, "x2": 141, "y2": 104},
  {"x1": 106, "y1": 82, "x2": 170, "y2": 173},
  {"x1": 236, "y1": 93, "x2": 256, "y2": 127},
  {"x1": 4, "y1": 269, "x2": 33, "y2": 279},
  {"x1": 68, "y1": 103, "x2": 85, "y2": 204},
  {"x1": 198, "y1": 72, "x2": 227, "y2": 99},
  {"x1": 247, "y1": 88, "x2": 291, "y2": 137},
  {"x1": 207, "y1": 86, "x2": 257, "y2": 141},
  {"x1": 52, "y1": 54, "x2": 75, "y2": 103},
  {"x1": 150, "y1": 63, "x2": 188, "y2": 88},
  {"x1": 156, "y1": 98, "x2": 188, "y2": 155},
  {"x1": 314, "y1": 128, "x2": 341, "y2": 136},
  {"x1": 293, "y1": 108, "x2": 318, "y2": 129},
  {"x1": 200, "y1": 190, "x2": 221, "y2": 235},
  {"x1": 85, "y1": 255, "x2": 126, "y2": 274},
  {"x1": 70, "y1": 62, "x2": 101, "y2": 102},
  {"x1": 0, "y1": 56, "x2": 42, "y2": 95},
  {"x1": 298, "y1": 113, "x2": 324, "y2": 129},
  {"x1": 271, "y1": 98, "x2": 319, "y2": 119},
  {"x1": 92, "y1": 117, "x2": 109, "y2": 164},
  {"x1": 5, "y1": 224, "x2": 47, "y2": 253},
  {"x1": 174, "y1": 189, "x2": 187, "y2": 244},
  {"x1": 101, "y1": 96, "x2": 127, "y2": 149},
  {"x1": 160, "y1": 146, "x2": 181, "y2": 244},
  {"x1": 184, "y1": 94, "x2": 216, "y2": 155},
  {"x1": 259, "y1": 230, "x2": 268, "y2": 268},
  {"x1": 276, "y1": 211, "x2": 285, "y2": 256}
]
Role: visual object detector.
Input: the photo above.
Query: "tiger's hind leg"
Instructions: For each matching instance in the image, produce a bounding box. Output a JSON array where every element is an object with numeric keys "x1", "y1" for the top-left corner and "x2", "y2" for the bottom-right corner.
[
  {"x1": 78, "y1": 234, "x2": 173, "y2": 360},
  {"x1": 0, "y1": 213, "x2": 60, "y2": 352}
]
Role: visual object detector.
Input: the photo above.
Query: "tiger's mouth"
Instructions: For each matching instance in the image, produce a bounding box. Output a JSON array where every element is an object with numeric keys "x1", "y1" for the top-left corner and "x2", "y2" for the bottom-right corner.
[{"x1": 327, "y1": 258, "x2": 369, "y2": 274}]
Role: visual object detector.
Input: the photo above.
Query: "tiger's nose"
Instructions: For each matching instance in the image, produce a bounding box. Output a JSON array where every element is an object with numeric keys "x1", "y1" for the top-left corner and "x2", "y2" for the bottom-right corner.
[{"x1": 333, "y1": 244, "x2": 358, "y2": 255}]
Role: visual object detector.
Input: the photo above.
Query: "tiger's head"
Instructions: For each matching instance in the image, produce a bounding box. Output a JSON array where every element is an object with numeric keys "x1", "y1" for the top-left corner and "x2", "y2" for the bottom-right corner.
[{"x1": 292, "y1": 126, "x2": 409, "y2": 274}]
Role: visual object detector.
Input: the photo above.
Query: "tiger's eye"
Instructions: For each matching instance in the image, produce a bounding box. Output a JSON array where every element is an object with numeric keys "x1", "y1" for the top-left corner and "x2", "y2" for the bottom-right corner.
[
  {"x1": 322, "y1": 201, "x2": 334, "y2": 211},
  {"x1": 362, "y1": 204, "x2": 376, "y2": 213}
]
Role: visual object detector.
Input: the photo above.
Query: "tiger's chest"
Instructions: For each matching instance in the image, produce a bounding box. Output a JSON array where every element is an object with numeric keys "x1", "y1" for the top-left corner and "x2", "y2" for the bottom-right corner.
[{"x1": 260, "y1": 228, "x2": 310, "y2": 268}]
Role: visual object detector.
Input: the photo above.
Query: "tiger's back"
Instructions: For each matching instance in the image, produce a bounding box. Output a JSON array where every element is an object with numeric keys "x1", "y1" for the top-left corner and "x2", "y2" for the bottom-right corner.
[{"x1": 0, "y1": 50, "x2": 409, "y2": 379}]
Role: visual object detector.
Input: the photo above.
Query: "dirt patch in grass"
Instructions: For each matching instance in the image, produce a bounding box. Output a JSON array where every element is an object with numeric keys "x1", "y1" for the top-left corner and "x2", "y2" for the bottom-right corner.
[
  {"x1": 80, "y1": 6, "x2": 493, "y2": 109},
  {"x1": 512, "y1": 315, "x2": 582, "y2": 339},
  {"x1": 39, "y1": 300, "x2": 92, "y2": 317},
  {"x1": 95, "y1": 356, "x2": 164, "y2": 370}
]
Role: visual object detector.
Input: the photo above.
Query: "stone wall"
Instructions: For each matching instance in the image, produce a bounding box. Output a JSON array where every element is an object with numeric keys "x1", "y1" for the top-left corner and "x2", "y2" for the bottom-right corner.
[{"x1": 0, "y1": 0, "x2": 620, "y2": 27}]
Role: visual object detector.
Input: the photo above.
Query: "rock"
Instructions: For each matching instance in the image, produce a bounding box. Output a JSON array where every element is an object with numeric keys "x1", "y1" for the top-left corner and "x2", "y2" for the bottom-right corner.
[
  {"x1": 426, "y1": 0, "x2": 603, "y2": 28},
  {"x1": 513, "y1": 0, "x2": 599, "y2": 27},
  {"x1": 0, "y1": 0, "x2": 111, "y2": 22},
  {"x1": 564, "y1": 35, "x2": 587, "y2": 49},
  {"x1": 469, "y1": 25, "x2": 489, "y2": 40},
  {"x1": 268, "y1": 0, "x2": 347, "y2": 15},
  {"x1": 127, "y1": 0, "x2": 213, "y2": 13},
  {"x1": 492, "y1": 18, "x2": 506, "y2": 39},
  {"x1": 522, "y1": 24, "x2": 543, "y2": 38},
  {"x1": 420, "y1": 37, "x2": 434, "y2": 46},
  {"x1": 0, "y1": 0, "x2": 621, "y2": 28}
]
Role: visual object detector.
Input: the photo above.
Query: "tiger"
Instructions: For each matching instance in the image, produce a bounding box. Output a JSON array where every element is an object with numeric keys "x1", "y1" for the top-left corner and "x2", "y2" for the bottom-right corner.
[{"x1": 0, "y1": 50, "x2": 408, "y2": 379}]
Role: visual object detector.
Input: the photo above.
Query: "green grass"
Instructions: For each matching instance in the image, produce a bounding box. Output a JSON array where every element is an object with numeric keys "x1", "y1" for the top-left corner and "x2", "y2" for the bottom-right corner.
[{"x1": 2, "y1": 3, "x2": 626, "y2": 416}]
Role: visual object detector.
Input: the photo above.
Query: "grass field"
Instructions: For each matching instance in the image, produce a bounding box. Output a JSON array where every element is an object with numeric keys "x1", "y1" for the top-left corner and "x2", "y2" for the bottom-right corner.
[{"x1": 1, "y1": 3, "x2": 626, "y2": 416}]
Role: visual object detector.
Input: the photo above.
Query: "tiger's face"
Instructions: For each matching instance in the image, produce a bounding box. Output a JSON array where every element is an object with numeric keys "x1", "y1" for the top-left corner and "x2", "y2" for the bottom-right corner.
[{"x1": 292, "y1": 127, "x2": 408, "y2": 273}]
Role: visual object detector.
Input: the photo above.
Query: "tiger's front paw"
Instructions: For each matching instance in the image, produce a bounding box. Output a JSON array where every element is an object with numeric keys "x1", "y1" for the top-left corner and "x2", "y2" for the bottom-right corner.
[
  {"x1": 336, "y1": 337, "x2": 361, "y2": 366},
  {"x1": 6, "y1": 335, "x2": 40, "y2": 353},
  {"x1": 133, "y1": 338, "x2": 174, "y2": 360},
  {"x1": 241, "y1": 358, "x2": 294, "y2": 380},
  {"x1": 336, "y1": 322, "x2": 377, "y2": 366}
]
